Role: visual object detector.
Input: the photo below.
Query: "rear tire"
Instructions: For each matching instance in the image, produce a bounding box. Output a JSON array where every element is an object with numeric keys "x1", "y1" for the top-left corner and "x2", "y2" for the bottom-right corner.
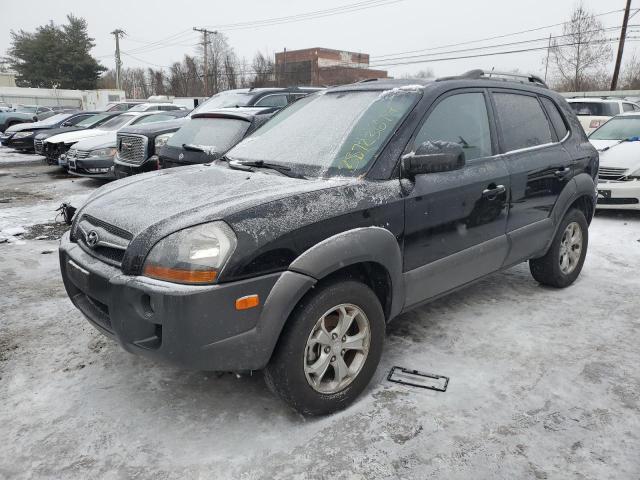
[
  {"x1": 264, "y1": 279, "x2": 385, "y2": 416},
  {"x1": 529, "y1": 209, "x2": 588, "y2": 288}
]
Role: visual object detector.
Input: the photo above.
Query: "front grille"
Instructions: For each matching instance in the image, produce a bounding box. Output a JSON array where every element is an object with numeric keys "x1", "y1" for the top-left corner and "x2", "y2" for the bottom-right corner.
[
  {"x1": 76, "y1": 149, "x2": 91, "y2": 159},
  {"x1": 117, "y1": 134, "x2": 148, "y2": 165},
  {"x1": 598, "y1": 167, "x2": 628, "y2": 181},
  {"x1": 75, "y1": 214, "x2": 132, "y2": 267},
  {"x1": 34, "y1": 139, "x2": 44, "y2": 154}
]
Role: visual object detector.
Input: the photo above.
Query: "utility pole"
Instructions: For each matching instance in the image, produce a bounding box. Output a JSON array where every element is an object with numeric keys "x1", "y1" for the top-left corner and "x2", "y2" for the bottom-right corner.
[
  {"x1": 111, "y1": 29, "x2": 125, "y2": 91},
  {"x1": 544, "y1": 34, "x2": 552, "y2": 83},
  {"x1": 193, "y1": 27, "x2": 218, "y2": 96},
  {"x1": 611, "y1": 0, "x2": 632, "y2": 90}
]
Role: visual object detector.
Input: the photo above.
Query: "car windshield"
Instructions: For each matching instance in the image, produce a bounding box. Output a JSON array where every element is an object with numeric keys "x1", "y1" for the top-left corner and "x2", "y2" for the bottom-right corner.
[
  {"x1": 194, "y1": 91, "x2": 256, "y2": 111},
  {"x1": 227, "y1": 89, "x2": 420, "y2": 177},
  {"x1": 76, "y1": 113, "x2": 111, "y2": 127},
  {"x1": 16, "y1": 106, "x2": 38, "y2": 113},
  {"x1": 98, "y1": 114, "x2": 135, "y2": 131},
  {"x1": 167, "y1": 117, "x2": 251, "y2": 154},
  {"x1": 569, "y1": 102, "x2": 618, "y2": 116},
  {"x1": 589, "y1": 117, "x2": 640, "y2": 140}
]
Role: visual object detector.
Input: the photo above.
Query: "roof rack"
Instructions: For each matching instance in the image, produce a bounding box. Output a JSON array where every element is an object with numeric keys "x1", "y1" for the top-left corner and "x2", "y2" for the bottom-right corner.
[{"x1": 436, "y1": 69, "x2": 548, "y2": 88}]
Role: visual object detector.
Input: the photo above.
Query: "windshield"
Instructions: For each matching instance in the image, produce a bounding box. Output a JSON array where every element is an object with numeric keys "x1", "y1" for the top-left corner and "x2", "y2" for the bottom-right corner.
[
  {"x1": 589, "y1": 117, "x2": 640, "y2": 140},
  {"x1": 98, "y1": 114, "x2": 134, "y2": 131},
  {"x1": 75, "y1": 113, "x2": 108, "y2": 127},
  {"x1": 569, "y1": 102, "x2": 618, "y2": 116},
  {"x1": 16, "y1": 106, "x2": 38, "y2": 114},
  {"x1": 167, "y1": 117, "x2": 250, "y2": 154},
  {"x1": 227, "y1": 89, "x2": 420, "y2": 177},
  {"x1": 194, "y1": 91, "x2": 256, "y2": 111}
]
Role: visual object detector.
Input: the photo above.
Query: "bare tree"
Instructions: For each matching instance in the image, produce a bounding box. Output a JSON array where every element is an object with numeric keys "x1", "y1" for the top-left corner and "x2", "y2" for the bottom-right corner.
[
  {"x1": 402, "y1": 68, "x2": 435, "y2": 80},
  {"x1": 251, "y1": 51, "x2": 274, "y2": 87},
  {"x1": 620, "y1": 54, "x2": 640, "y2": 89},
  {"x1": 549, "y1": 3, "x2": 612, "y2": 91}
]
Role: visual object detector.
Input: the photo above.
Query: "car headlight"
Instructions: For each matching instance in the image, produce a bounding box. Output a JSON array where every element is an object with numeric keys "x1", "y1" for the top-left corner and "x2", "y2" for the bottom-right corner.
[
  {"x1": 154, "y1": 133, "x2": 174, "y2": 151},
  {"x1": 88, "y1": 147, "x2": 117, "y2": 158},
  {"x1": 13, "y1": 131, "x2": 33, "y2": 139},
  {"x1": 142, "y1": 221, "x2": 237, "y2": 284}
]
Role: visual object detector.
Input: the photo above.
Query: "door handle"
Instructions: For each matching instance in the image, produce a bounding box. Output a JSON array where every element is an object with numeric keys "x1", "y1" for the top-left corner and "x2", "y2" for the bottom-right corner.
[
  {"x1": 482, "y1": 184, "x2": 506, "y2": 199},
  {"x1": 554, "y1": 167, "x2": 571, "y2": 179}
]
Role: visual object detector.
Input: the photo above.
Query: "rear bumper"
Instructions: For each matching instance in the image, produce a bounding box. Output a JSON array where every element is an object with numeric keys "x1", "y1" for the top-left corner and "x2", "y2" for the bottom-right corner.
[
  {"x1": 597, "y1": 180, "x2": 640, "y2": 210},
  {"x1": 59, "y1": 232, "x2": 312, "y2": 371}
]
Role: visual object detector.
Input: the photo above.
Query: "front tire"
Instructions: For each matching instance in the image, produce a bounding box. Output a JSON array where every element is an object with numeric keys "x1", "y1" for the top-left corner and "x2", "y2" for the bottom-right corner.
[
  {"x1": 264, "y1": 279, "x2": 385, "y2": 416},
  {"x1": 529, "y1": 208, "x2": 588, "y2": 288}
]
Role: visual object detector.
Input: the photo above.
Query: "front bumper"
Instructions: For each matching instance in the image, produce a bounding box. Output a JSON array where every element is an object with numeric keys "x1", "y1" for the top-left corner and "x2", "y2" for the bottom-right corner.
[
  {"x1": 0, "y1": 133, "x2": 13, "y2": 145},
  {"x1": 114, "y1": 155, "x2": 158, "y2": 179},
  {"x1": 59, "y1": 232, "x2": 312, "y2": 371},
  {"x1": 597, "y1": 180, "x2": 640, "y2": 210},
  {"x1": 5, "y1": 135, "x2": 35, "y2": 150}
]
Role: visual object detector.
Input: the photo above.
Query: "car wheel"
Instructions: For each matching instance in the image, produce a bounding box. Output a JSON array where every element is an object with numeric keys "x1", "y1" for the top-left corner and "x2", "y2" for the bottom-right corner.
[
  {"x1": 529, "y1": 208, "x2": 588, "y2": 288},
  {"x1": 264, "y1": 279, "x2": 385, "y2": 416}
]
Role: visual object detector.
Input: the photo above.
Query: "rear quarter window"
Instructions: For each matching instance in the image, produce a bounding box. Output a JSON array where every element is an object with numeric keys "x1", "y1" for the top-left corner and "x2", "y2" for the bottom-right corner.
[
  {"x1": 540, "y1": 97, "x2": 568, "y2": 140},
  {"x1": 493, "y1": 93, "x2": 553, "y2": 151}
]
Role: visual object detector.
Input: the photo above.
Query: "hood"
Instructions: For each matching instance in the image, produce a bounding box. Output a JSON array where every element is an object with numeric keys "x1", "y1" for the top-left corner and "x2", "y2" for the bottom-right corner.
[
  {"x1": 34, "y1": 126, "x2": 84, "y2": 140},
  {"x1": 6, "y1": 122, "x2": 36, "y2": 133},
  {"x1": 592, "y1": 140, "x2": 640, "y2": 172},
  {"x1": 78, "y1": 164, "x2": 351, "y2": 237},
  {"x1": 74, "y1": 133, "x2": 116, "y2": 151},
  {"x1": 45, "y1": 128, "x2": 109, "y2": 145}
]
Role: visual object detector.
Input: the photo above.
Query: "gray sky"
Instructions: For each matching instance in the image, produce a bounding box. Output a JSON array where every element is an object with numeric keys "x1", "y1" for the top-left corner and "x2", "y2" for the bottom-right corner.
[{"x1": 0, "y1": 0, "x2": 632, "y2": 81}]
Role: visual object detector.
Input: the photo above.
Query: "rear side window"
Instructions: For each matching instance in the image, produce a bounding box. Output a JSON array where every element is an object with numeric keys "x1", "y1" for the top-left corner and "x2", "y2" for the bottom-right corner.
[
  {"x1": 254, "y1": 94, "x2": 288, "y2": 108},
  {"x1": 569, "y1": 102, "x2": 618, "y2": 116},
  {"x1": 540, "y1": 97, "x2": 568, "y2": 140},
  {"x1": 623, "y1": 103, "x2": 635, "y2": 112},
  {"x1": 413, "y1": 92, "x2": 493, "y2": 161},
  {"x1": 493, "y1": 93, "x2": 552, "y2": 151}
]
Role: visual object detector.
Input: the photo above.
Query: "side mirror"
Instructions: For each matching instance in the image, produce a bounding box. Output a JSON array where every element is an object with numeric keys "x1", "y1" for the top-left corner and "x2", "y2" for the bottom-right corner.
[
  {"x1": 32, "y1": 116, "x2": 38, "y2": 122},
  {"x1": 402, "y1": 141, "x2": 465, "y2": 177},
  {"x1": 61, "y1": 121, "x2": 71, "y2": 127}
]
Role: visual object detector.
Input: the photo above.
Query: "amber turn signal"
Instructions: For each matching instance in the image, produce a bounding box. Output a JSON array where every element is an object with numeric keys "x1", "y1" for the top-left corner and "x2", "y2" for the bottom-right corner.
[
  {"x1": 235, "y1": 294, "x2": 260, "y2": 310},
  {"x1": 143, "y1": 264, "x2": 217, "y2": 284}
]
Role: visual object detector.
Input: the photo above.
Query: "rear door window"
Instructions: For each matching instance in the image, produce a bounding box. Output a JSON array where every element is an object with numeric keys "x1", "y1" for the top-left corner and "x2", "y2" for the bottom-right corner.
[
  {"x1": 493, "y1": 93, "x2": 552, "y2": 151},
  {"x1": 254, "y1": 94, "x2": 289, "y2": 108},
  {"x1": 412, "y1": 92, "x2": 493, "y2": 161},
  {"x1": 540, "y1": 97, "x2": 568, "y2": 140}
]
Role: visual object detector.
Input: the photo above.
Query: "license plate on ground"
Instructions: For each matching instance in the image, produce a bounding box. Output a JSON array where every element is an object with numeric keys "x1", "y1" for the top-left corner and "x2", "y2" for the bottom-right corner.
[{"x1": 597, "y1": 189, "x2": 611, "y2": 199}]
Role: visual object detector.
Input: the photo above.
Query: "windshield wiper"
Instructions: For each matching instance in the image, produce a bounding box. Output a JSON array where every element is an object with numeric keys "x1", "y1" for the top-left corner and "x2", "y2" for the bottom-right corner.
[
  {"x1": 183, "y1": 143, "x2": 208, "y2": 152},
  {"x1": 230, "y1": 159, "x2": 306, "y2": 179}
]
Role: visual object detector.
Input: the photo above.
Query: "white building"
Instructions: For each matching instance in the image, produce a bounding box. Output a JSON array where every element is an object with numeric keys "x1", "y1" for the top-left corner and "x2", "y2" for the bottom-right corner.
[{"x1": 0, "y1": 86, "x2": 126, "y2": 110}]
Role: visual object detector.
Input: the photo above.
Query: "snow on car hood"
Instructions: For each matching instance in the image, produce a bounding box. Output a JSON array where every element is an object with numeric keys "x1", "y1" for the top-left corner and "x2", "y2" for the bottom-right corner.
[
  {"x1": 45, "y1": 128, "x2": 109, "y2": 145},
  {"x1": 591, "y1": 139, "x2": 640, "y2": 173},
  {"x1": 6, "y1": 122, "x2": 36, "y2": 133},
  {"x1": 78, "y1": 164, "x2": 354, "y2": 237},
  {"x1": 73, "y1": 133, "x2": 116, "y2": 151}
]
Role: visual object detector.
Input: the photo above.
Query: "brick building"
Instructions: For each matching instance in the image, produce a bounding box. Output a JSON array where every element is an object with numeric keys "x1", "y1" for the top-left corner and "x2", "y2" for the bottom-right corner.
[{"x1": 274, "y1": 48, "x2": 388, "y2": 87}]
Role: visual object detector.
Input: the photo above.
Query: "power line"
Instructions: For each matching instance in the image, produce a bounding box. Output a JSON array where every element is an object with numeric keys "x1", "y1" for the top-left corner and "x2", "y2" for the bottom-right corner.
[{"x1": 371, "y1": 7, "x2": 630, "y2": 60}]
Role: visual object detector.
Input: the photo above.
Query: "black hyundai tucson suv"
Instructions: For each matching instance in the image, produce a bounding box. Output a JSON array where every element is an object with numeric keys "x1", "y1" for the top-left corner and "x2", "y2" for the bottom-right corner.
[{"x1": 59, "y1": 70, "x2": 598, "y2": 415}]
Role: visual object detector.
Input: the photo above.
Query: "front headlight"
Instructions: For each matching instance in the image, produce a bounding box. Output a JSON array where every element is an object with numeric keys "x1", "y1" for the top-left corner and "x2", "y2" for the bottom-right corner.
[
  {"x1": 13, "y1": 131, "x2": 33, "y2": 139},
  {"x1": 88, "y1": 147, "x2": 117, "y2": 158},
  {"x1": 142, "y1": 221, "x2": 237, "y2": 284},
  {"x1": 154, "y1": 132, "x2": 174, "y2": 150}
]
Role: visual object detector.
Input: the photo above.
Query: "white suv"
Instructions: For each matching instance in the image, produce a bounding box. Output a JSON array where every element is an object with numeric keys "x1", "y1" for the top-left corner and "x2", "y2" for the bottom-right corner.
[{"x1": 567, "y1": 97, "x2": 640, "y2": 134}]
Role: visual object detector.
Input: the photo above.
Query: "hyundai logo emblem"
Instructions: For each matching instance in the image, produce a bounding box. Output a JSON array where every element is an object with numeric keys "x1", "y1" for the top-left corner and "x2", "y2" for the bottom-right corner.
[
  {"x1": 86, "y1": 230, "x2": 99, "y2": 248},
  {"x1": 178, "y1": 153, "x2": 184, "y2": 160}
]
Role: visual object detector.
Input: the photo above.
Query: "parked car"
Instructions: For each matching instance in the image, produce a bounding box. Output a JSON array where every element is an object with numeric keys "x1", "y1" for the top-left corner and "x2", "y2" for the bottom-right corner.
[
  {"x1": 36, "y1": 112, "x2": 123, "y2": 163},
  {"x1": 66, "y1": 112, "x2": 182, "y2": 178},
  {"x1": 104, "y1": 101, "x2": 145, "y2": 112},
  {"x1": 59, "y1": 71, "x2": 597, "y2": 415},
  {"x1": 567, "y1": 97, "x2": 640, "y2": 134},
  {"x1": 0, "y1": 111, "x2": 89, "y2": 151},
  {"x1": 127, "y1": 103, "x2": 187, "y2": 112},
  {"x1": 588, "y1": 113, "x2": 640, "y2": 210},
  {"x1": 0, "y1": 105, "x2": 57, "y2": 133},
  {"x1": 113, "y1": 111, "x2": 191, "y2": 178},
  {"x1": 45, "y1": 112, "x2": 172, "y2": 167},
  {"x1": 193, "y1": 87, "x2": 323, "y2": 114},
  {"x1": 158, "y1": 108, "x2": 276, "y2": 169}
]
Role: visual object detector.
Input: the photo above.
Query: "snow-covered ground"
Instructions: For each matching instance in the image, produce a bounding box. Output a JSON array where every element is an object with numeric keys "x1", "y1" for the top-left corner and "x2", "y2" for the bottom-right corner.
[{"x1": 1, "y1": 146, "x2": 639, "y2": 479}]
